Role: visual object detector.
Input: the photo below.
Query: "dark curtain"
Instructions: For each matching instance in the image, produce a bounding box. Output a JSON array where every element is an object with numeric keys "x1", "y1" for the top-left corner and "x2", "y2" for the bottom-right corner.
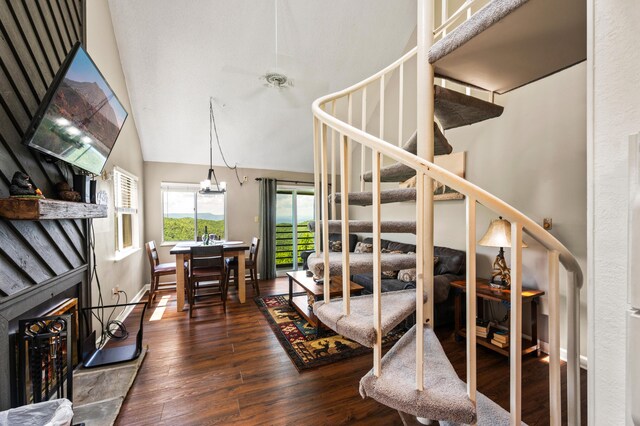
[{"x1": 258, "y1": 178, "x2": 277, "y2": 280}]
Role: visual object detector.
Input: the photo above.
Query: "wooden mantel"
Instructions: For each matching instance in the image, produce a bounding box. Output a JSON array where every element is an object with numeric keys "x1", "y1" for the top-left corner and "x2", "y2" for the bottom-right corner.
[{"x1": 0, "y1": 198, "x2": 107, "y2": 220}]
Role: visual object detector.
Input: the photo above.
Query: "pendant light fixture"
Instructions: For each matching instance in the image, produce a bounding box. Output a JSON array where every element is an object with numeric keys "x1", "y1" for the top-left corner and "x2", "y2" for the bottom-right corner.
[{"x1": 200, "y1": 97, "x2": 242, "y2": 194}]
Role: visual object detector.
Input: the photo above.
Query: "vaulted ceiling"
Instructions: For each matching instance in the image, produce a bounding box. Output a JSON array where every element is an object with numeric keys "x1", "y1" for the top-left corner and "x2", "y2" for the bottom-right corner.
[{"x1": 108, "y1": 0, "x2": 417, "y2": 173}]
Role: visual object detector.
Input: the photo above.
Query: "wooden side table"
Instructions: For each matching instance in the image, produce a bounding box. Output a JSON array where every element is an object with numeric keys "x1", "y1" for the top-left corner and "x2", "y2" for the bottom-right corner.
[{"x1": 450, "y1": 278, "x2": 545, "y2": 357}]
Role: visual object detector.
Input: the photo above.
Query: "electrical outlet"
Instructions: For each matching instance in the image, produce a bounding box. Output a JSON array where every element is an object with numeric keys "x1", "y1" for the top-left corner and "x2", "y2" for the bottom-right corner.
[
  {"x1": 112, "y1": 286, "x2": 119, "y2": 296},
  {"x1": 243, "y1": 176, "x2": 248, "y2": 183}
]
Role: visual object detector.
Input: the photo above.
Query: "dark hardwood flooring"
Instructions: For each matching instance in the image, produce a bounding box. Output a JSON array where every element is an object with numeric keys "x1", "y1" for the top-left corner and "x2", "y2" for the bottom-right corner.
[{"x1": 114, "y1": 278, "x2": 587, "y2": 425}]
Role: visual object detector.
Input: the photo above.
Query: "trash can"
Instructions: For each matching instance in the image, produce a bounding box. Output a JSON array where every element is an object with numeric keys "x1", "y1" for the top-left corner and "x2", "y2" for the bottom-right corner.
[{"x1": 0, "y1": 398, "x2": 73, "y2": 426}]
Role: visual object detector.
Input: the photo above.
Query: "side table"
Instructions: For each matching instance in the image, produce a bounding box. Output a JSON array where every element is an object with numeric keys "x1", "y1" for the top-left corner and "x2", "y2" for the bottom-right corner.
[{"x1": 450, "y1": 278, "x2": 545, "y2": 357}]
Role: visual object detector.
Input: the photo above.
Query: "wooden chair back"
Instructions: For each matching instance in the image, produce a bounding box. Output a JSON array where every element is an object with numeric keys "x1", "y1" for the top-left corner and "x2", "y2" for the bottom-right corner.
[
  {"x1": 249, "y1": 237, "x2": 260, "y2": 263},
  {"x1": 145, "y1": 240, "x2": 160, "y2": 269},
  {"x1": 189, "y1": 245, "x2": 224, "y2": 275}
]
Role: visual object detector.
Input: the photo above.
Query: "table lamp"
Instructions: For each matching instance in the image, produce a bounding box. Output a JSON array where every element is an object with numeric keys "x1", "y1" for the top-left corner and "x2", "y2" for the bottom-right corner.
[{"x1": 478, "y1": 216, "x2": 527, "y2": 288}]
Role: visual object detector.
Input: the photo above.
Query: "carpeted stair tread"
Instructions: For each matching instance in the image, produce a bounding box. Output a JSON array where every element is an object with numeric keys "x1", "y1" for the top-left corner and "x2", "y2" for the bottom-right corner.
[
  {"x1": 403, "y1": 124, "x2": 451, "y2": 156},
  {"x1": 428, "y1": 0, "x2": 528, "y2": 65},
  {"x1": 434, "y1": 85, "x2": 504, "y2": 130},
  {"x1": 307, "y1": 252, "x2": 415, "y2": 278},
  {"x1": 332, "y1": 188, "x2": 417, "y2": 206},
  {"x1": 362, "y1": 162, "x2": 415, "y2": 183},
  {"x1": 313, "y1": 289, "x2": 421, "y2": 347},
  {"x1": 440, "y1": 392, "x2": 527, "y2": 426},
  {"x1": 359, "y1": 325, "x2": 476, "y2": 423},
  {"x1": 308, "y1": 220, "x2": 416, "y2": 234},
  {"x1": 427, "y1": 0, "x2": 585, "y2": 94}
]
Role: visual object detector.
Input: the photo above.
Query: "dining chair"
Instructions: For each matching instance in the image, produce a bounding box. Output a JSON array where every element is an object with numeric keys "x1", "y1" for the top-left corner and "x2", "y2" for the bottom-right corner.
[
  {"x1": 225, "y1": 237, "x2": 260, "y2": 296},
  {"x1": 145, "y1": 241, "x2": 183, "y2": 305},
  {"x1": 188, "y1": 245, "x2": 228, "y2": 318}
]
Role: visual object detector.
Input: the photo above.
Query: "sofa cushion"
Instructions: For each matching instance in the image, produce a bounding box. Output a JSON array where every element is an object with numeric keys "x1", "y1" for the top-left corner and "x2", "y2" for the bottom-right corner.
[
  {"x1": 434, "y1": 246, "x2": 465, "y2": 276},
  {"x1": 328, "y1": 233, "x2": 358, "y2": 252}
]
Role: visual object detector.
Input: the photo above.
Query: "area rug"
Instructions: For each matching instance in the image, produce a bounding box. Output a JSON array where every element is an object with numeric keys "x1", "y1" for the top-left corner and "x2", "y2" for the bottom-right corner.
[
  {"x1": 256, "y1": 294, "x2": 406, "y2": 371},
  {"x1": 72, "y1": 346, "x2": 147, "y2": 426}
]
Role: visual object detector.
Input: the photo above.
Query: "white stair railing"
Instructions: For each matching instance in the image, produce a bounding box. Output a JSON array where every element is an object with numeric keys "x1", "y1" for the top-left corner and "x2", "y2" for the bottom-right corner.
[{"x1": 311, "y1": 1, "x2": 583, "y2": 424}]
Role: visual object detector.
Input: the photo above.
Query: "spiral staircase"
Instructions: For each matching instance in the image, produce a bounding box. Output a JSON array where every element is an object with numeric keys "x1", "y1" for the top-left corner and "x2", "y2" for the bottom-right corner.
[{"x1": 307, "y1": 0, "x2": 586, "y2": 425}]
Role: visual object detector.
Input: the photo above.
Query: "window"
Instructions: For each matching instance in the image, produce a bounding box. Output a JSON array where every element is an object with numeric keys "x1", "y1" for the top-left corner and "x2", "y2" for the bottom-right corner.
[
  {"x1": 161, "y1": 183, "x2": 226, "y2": 243},
  {"x1": 275, "y1": 186, "x2": 315, "y2": 271},
  {"x1": 114, "y1": 168, "x2": 139, "y2": 255}
]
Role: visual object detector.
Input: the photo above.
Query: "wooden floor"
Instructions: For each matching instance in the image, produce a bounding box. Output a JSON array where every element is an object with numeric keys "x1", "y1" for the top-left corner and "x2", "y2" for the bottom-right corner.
[{"x1": 115, "y1": 278, "x2": 587, "y2": 425}]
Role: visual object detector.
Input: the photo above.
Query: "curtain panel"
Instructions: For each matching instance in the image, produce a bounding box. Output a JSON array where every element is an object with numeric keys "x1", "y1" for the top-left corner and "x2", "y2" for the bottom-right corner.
[{"x1": 258, "y1": 178, "x2": 277, "y2": 280}]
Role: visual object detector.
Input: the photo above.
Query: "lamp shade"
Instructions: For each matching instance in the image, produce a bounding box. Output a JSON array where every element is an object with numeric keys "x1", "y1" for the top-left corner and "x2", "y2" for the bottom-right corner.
[{"x1": 478, "y1": 217, "x2": 528, "y2": 248}]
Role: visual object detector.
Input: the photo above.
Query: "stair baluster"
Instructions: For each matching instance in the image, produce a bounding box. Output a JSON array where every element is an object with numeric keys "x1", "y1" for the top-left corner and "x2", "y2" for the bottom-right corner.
[
  {"x1": 360, "y1": 87, "x2": 368, "y2": 192},
  {"x1": 466, "y1": 197, "x2": 478, "y2": 410},
  {"x1": 372, "y1": 149, "x2": 382, "y2": 376},
  {"x1": 320, "y1": 119, "x2": 331, "y2": 302},
  {"x1": 331, "y1": 101, "x2": 337, "y2": 220},
  {"x1": 548, "y1": 250, "x2": 561, "y2": 426},
  {"x1": 510, "y1": 221, "x2": 524, "y2": 424},
  {"x1": 340, "y1": 132, "x2": 351, "y2": 315}
]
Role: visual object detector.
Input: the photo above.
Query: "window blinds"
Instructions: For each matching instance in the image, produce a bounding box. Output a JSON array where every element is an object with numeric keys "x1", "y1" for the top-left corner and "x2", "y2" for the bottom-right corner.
[{"x1": 115, "y1": 169, "x2": 138, "y2": 213}]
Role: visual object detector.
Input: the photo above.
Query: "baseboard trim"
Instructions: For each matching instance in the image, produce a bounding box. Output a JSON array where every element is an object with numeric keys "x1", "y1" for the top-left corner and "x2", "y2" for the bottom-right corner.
[{"x1": 538, "y1": 340, "x2": 588, "y2": 370}]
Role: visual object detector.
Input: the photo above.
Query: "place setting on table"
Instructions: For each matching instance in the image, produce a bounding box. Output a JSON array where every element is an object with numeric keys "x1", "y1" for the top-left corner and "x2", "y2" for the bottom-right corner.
[{"x1": 169, "y1": 233, "x2": 251, "y2": 312}]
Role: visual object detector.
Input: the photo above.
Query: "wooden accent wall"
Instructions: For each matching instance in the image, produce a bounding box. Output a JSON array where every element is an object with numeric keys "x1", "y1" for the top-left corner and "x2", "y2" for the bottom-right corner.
[
  {"x1": 0, "y1": 1, "x2": 88, "y2": 410},
  {"x1": 0, "y1": 0, "x2": 86, "y2": 298}
]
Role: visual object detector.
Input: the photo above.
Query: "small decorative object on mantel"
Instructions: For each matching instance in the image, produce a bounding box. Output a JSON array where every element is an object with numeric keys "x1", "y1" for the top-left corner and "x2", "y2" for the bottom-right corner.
[
  {"x1": 9, "y1": 172, "x2": 43, "y2": 198},
  {"x1": 55, "y1": 182, "x2": 81, "y2": 202}
]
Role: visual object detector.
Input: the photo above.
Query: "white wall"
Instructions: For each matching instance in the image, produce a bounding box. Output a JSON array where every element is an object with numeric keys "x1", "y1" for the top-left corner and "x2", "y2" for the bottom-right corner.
[
  {"x1": 588, "y1": 1, "x2": 640, "y2": 424},
  {"x1": 86, "y1": 0, "x2": 147, "y2": 309},
  {"x1": 350, "y1": 63, "x2": 587, "y2": 357}
]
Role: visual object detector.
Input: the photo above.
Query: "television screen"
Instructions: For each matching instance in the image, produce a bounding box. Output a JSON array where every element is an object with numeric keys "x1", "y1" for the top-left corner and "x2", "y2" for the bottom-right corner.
[{"x1": 24, "y1": 42, "x2": 127, "y2": 175}]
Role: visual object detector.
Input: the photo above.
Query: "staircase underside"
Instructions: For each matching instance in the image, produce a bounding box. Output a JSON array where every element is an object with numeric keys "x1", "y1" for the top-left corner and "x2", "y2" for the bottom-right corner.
[
  {"x1": 308, "y1": 220, "x2": 416, "y2": 234},
  {"x1": 429, "y1": 0, "x2": 586, "y2": 94},
  {"x1": 332, "y1": 188, "x2": 417, "y2": 206},
  {"x1": 313, "y1": 289, "x2": 421, "y2": 347},
  {"x1": 434, "y1": 85, "x2": 504, "y2": 130},
  {"x1": 403, "y1": 124, "x2": 452, "y2": 156},
  {"x1": 307, "y1": 252, "x2": 416, "y2": 278}
]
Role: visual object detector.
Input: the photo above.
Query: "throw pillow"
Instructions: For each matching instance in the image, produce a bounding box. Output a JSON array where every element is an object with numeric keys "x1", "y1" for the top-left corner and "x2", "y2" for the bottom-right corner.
[
  {"x1": 354, "y1": 242, "x2": 373, "y2": 253},
  {"x1": 397, "y1": 268, "x2": 416, "y2": 282},
  {"x1": 382, "y1": 270, "x2": 399, "y2": 279},
  {"x1": 329, "y1": 240, "x2": 342, "y2": 252},
  {"x1": 381, "y1": 248, "x2": 404, "y2": 254}
]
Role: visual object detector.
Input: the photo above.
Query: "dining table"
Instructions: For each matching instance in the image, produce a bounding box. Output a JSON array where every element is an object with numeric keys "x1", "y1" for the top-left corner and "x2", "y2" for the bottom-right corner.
[{"x1": 169, "y1": 241, "x2": 251, "y2": 312}]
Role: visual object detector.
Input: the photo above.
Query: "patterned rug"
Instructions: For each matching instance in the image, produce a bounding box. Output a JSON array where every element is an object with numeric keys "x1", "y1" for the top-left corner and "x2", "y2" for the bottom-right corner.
[{"x1": 255, "y1": 294, "x2": 406, "y2": 371}]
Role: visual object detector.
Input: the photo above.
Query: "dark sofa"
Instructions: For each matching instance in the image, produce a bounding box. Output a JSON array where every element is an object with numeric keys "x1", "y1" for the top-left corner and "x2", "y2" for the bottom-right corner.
[{"x1": 351, "y1": 237, "x2": 465, "y2": 325}]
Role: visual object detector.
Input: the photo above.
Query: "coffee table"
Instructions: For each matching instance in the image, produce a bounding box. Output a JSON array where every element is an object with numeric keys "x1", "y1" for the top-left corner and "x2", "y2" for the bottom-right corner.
[{"x1": 286, "y1": 270, "x2": 364, "y2": 333}]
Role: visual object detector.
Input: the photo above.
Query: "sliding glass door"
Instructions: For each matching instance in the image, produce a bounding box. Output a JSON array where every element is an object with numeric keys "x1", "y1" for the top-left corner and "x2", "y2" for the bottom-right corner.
[{"x1": 275, "y1": 186, "x2": 315, "y2": 271}]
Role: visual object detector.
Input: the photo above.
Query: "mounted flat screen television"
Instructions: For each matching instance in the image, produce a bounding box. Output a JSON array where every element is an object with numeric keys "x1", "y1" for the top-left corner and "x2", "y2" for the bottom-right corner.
[{"x1": 23, "y1": 42, "x2": 127, "y2": 175}]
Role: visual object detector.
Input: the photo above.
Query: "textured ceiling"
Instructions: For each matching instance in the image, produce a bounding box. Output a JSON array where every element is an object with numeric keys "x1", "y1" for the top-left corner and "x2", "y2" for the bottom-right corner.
[{"x1": 108, "y1": 0, "x2": 417, "y2": 173}]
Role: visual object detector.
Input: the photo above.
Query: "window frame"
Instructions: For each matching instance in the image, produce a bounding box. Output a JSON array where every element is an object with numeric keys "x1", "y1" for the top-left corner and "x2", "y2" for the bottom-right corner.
[
  {"x1": 160, "y1": 182, "x2": 227, "y2": 244},
  {"x1": 113, "y1": 166, "x2": 140, "y2": 258}
]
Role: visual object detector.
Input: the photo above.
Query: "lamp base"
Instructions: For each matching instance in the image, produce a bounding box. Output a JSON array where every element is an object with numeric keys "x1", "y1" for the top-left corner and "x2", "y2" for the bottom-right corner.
[{"x1": 489, "y1": 279, "x2": 509, "y2": 289}]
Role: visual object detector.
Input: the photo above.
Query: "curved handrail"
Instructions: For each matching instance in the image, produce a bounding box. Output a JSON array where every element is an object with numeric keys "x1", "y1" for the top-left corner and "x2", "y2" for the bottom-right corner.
[{"x1": 312, "y1": 97, "x2": 583, "y2": 289}]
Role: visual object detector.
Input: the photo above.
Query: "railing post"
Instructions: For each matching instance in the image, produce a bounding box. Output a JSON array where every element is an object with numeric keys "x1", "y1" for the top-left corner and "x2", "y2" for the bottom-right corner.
[
  {"x1": 510, "y1": 221, "x2": 523, "y2": 425},
  {"x1": 466, "y1": 197, "x2": 477, "y2": 409},
  {"x1": 340, "y1": 132, "x2": 351, "y2": 315},
  {"x1": 372, "y1": 149, "x2": 382, "y2": 377},
  {"x1": 398, "y1": 64, "x2": 404, "y2": 147},
  {"x1": 331, "y1": 101, "x2": 337, "y2": 220},
  {"x1": 379, "y1": 75, "x2": 385, "y2": 142},
  {"x1": 313, "y1": 116, "x2": 321, "y2": 258},
  {"x1": 417, "y1": 0, "x2": 435, "y2": 326},
  {"x1": 548, "y1": 250, "x2": 561, "y2": 426},
  {"x1": 320, "y1": 122, "x2": 331, "y2": 302},
  {"x1": 566, "y1": 270, "x2": 581, "y2": 426},
  {"x1": 361, "y1": 87, "x2": 367, "y2": 192},
  {"x1": 416, "y1": 172, "x2": 425, "y2": 392}
]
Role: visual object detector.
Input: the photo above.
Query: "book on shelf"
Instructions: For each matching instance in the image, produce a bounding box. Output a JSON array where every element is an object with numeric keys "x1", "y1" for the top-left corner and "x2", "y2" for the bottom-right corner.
[
  {"x1": 476, "y1": 330, "x2": 488, "y2": 338},
  {"x1": 492, "y1": 334, "x2": 509, "y2": 344},
  {"x1": 475, "y1": 319, "x2": 490, "y2": 333},
  {"x1": 491, "y1": 339, "x2": 509, "y2": 348}
]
